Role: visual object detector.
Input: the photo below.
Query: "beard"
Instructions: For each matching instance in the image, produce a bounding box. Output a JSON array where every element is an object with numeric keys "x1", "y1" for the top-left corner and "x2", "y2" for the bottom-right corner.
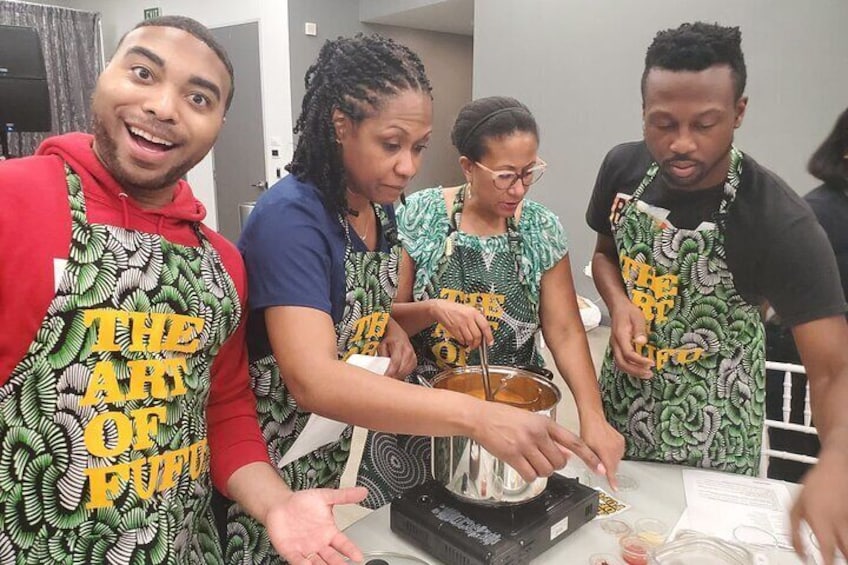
[
  {"x1": 658, "y1": 159, "x2": 708, "y2": 190},
  {"x1": 92, "y1": 114, "x2": 192, "y2": 193},
  {"x1": 658, "y1": 146, "x2": 733, "y2": 191}
]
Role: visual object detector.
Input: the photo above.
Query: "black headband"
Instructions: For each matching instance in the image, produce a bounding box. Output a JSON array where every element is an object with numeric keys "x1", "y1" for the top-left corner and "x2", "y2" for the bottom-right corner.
[{"x1": 458, "y1": 106, "x2": 528, "y2": 154}]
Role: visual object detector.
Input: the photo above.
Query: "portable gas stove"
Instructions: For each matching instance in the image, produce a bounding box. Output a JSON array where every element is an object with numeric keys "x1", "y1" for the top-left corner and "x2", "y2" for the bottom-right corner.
[{"x1": 390, "y1": 474, "x2": 599, "y2": 565}]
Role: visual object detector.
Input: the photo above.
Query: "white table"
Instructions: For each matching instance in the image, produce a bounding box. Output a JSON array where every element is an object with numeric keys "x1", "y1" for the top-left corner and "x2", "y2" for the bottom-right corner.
[{"x1": 344, "y1": 460, "x2": 806, "y2": 564}]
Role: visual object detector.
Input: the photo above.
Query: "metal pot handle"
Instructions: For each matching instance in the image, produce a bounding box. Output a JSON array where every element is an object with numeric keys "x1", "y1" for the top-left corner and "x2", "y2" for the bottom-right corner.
[
  {"x1": 514, "y1": 364, "x2": 554, "y2": 380},
  {"x1": 414, "y1": 374, "x2": 433, "y2": 388}
]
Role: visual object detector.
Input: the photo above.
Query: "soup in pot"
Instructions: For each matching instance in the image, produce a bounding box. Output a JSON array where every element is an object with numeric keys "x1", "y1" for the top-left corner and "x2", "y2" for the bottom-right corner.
[
  {"x1": 432, "y1": 367, "x2": 558, "y2": 412},
  {"x1": 465, "y1": 386, "x2": 532, "y2": 407}
]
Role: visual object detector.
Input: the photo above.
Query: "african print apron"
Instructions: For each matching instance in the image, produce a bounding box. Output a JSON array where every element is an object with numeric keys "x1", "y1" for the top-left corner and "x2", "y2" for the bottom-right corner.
[
  {"x1": 412, "y1": 184, "x2": 542, "y2": 381},
  {"x1": 0, "y1": 165, "x2": 241, "y2": 564},
  {"x1": 375, "y1": 185, "x2": 544, "y2": 509},
  {"x1": 600, "y1": 147, "x2": 766, "y2": 474},
  {"x1": 223, "y1": 205, "x2": 401, "y2": 564}
]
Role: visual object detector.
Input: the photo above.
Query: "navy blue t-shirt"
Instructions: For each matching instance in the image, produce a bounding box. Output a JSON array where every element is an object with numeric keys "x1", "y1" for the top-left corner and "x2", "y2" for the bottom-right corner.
[{"x1": 238, "y1": 174, "x2": 395, "y2": 358}]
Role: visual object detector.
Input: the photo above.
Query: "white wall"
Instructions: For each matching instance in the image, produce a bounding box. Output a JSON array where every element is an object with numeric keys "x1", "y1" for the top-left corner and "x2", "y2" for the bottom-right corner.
[
  {"x1": 474, "y1": 0, "x2": 848, "y2": 301},
  {"x1": 359, "y1": 0, "x2": 448, "y2": 21},
  {"x1": 372, "y1": 24, "x2": 471, "y2": 192},
  {"x1": 56, "y1": 0, "x2": 292, "y2": 230}
]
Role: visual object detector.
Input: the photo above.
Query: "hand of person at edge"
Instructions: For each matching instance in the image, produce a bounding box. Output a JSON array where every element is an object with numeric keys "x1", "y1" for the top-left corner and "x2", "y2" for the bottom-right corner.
[
  {"x1": 378, "y1": 317, "x2": 417, "y2": 379},
  {"x1": 790, "y1": 439, "x2": 848, "y2": 565},
  {"x1": 610, "y1": 301, "x2": 654, "y2": 378},
  {"x1": 579, "y1": 412, "x2": 626, "y2": 491},
  {"x1": 472, "y1": 401, "x2": 606, "y2": 483},
  {"x1": 265, "y1": 486, "x2": 368, "y2": 565},
  {"x1": 433, "y1": 299, "x2": 494, "y2": 350}
]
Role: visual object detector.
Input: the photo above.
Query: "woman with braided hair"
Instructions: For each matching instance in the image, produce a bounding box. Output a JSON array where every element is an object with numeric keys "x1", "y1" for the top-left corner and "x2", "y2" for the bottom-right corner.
[{"x1": 214, "y1": 35, "x2": 604, "y2": 564}]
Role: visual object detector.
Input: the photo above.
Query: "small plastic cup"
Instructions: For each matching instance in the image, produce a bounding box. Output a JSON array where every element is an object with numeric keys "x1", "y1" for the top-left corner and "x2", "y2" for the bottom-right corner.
[
  {"x1": 582, "y1": 471, "x2": 639, "y2": 492},
  {"x1": 600, "y1": 518, "x2": 633, "y2": 538},
  {"x1": 619, "y1": 534, "x2": 651, "y2": 565},
  {"x1": 589, "y1": 553, "x2": 624, "y2": 565},
  {"x1": 733, "y1": 524, "x2": 779, "y2": 548},
  {"x1": 635, "y1": 517, "x2": 668, "y2": 547},
  {"x1": 578, "y1": 465, "x2": 597, "y2": 487},
  {"x1": 614, "y1": 473, "x2": 638, "y2": 492}
]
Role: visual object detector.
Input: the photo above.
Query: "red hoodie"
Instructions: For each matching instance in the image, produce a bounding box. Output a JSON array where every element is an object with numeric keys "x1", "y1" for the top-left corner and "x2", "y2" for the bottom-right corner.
[{"x1": 0, "y1": 132, "x2": 269, "y2": 494}]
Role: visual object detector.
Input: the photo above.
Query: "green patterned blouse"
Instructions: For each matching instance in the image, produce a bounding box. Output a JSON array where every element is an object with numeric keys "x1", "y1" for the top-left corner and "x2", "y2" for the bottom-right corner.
[{"x1": 397, "y1": 187, "x2": 568, "y2": 378}]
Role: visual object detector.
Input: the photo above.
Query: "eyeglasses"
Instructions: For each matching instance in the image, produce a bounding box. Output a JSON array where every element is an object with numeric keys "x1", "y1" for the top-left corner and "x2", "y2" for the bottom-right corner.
[{"x1": 474, "y1": 158, "x2": 547, "y2": 190}]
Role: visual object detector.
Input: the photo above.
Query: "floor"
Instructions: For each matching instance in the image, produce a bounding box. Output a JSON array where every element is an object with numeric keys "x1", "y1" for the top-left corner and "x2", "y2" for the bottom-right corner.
[{"x1": 333, "y1": 325, "x2": 612, "y2": 529}]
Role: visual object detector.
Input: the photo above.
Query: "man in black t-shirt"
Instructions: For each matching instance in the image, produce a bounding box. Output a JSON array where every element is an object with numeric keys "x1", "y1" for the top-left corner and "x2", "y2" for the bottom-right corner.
[
  {"x1": 586, "y1": 22, "x2": 848, "y2": 563},
  {"x1": 587, "y1": 141, "x2": 843, "y2": 323}
]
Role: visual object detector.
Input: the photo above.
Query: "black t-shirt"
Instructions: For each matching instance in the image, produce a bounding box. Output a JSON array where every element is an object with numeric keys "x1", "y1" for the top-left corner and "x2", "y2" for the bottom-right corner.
[
  {"x1": 805, "y1": 182, "x2": 848, "y2": 304},
  {"x1": 586, "y1": 141, "x2": 848, "y2": 327}
]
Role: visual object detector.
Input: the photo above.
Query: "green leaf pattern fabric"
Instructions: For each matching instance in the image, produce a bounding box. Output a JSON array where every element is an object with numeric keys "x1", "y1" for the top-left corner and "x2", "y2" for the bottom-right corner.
[
  {"x1": 398, "y1": 187, "x2": 567, "y2": 312},
  {"x1": 0, "y1": 166, "x2": 242, "y2": 563},
  {"x1": 600, "y1": 148, "x2": 766, "y2": 475},
  {"x1": 223, "y1": 205, "x2": 400, "y2": 564},
  {"x1": 396, "y1": 187, "x2": 567, "y2": 380}
]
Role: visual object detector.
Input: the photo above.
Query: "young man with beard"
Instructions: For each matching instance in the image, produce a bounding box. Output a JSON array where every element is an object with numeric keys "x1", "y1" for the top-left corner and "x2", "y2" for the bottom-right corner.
[
  {"x1": 586, "y1": 22, "x2": 848, "y2": 564},
  {"x1": 0, "y1": 15, "x2": 365, "y2": 565}
]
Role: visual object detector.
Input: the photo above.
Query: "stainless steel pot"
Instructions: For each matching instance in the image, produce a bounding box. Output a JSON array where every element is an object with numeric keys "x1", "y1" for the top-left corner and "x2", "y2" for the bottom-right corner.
[{"x1": 430, "y1": 365, "x2": 561, "y2": 505}]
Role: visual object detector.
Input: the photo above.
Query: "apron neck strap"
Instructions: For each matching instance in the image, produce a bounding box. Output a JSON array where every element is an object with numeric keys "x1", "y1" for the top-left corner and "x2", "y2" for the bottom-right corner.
[
  {"x1": 437, "y1": 184, "x2": 525, "y2": 287},
  {"x1": 337, "y1": 203, "x2": 400, "y2": 250},
  {"x1": 451, "y1": 184, "x2": 521, "y2": 248},
  {"x1": 632, "y1": 146, "x2": 744, "y2": 218}
]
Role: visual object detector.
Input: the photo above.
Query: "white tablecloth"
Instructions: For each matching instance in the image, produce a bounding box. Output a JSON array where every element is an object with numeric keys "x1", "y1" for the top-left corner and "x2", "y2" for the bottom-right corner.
[{"x1": 344, "y1": 460, "x2": 807, "y2": 564}]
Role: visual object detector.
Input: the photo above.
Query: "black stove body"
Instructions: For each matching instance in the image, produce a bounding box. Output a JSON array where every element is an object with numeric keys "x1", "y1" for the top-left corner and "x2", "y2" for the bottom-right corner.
[{"x1": 390, "y1": 475, "x2": 599, "y2": 565}]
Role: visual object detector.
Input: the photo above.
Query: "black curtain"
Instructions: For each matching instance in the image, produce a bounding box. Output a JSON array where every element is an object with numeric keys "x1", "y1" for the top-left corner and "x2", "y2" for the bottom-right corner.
[{"x1": 0, "y1": 1, "x2": 101, "y2": 156}]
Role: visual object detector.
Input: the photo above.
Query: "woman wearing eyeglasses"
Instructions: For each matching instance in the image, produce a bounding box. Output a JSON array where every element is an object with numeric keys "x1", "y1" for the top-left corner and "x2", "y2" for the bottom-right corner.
[{"x1": 393, "y1": 97, "x2": 625, "y2": 486}]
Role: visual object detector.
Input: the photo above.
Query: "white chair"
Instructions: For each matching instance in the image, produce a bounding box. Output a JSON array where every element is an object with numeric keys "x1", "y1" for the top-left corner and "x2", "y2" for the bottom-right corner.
[{"x1": 758, "y1": 361, "x2": 819, "y2": 478}]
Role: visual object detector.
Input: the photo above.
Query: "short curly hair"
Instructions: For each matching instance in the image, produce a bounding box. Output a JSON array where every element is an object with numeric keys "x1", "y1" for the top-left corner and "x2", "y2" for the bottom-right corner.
[{"x1": 641, "y1": 22, "x2": 747, "y2": 101}]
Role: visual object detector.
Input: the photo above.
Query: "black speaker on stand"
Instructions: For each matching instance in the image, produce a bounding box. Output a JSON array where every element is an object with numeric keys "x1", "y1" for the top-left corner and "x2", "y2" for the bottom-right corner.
[{"x1": 0, "y1": 24, "x2": 52, "y2": 159}]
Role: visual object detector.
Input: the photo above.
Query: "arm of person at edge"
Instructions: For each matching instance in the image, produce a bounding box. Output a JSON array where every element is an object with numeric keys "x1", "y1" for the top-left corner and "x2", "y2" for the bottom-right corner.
[
  {"x1": 391, "y1": 249, "x2": 494, "y2": 349},
  {"x1": 206, "y1": 279, "x2": 366, "y2": 565},
  {"x1": 539, "y1": 254, "x2": 625, "y2": 489},
  {"x1": 377, "y1": 315, "x2": 417, "y2": 379},
  {"x1": 789, "y1": 315, "x2": 848, "y2": 565},
  {"x1": 266, "y1": 305, "x2": 607, "y2": 483},
  {"x1": 591, "y1": 233, "x2": 654, "y2": 378}
]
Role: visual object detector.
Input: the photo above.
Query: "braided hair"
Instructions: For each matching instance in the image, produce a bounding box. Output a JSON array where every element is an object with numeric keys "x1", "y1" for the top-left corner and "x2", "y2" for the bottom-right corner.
[{"x1": 286, "y1": 34, "x2": 432, "y2": 217}]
